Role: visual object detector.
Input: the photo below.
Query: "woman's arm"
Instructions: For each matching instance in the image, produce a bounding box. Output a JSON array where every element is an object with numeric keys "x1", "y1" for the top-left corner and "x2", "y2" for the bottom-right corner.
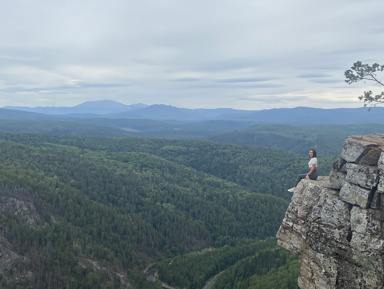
[{"x1": 305, "y1": 164, "x2": 316, "y2": 179}]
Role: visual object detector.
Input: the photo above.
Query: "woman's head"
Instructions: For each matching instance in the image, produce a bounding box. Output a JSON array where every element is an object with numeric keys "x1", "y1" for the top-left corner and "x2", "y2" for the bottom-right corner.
[{"x1": 309, "y1": 149, "x2": 317, "y2": 157}]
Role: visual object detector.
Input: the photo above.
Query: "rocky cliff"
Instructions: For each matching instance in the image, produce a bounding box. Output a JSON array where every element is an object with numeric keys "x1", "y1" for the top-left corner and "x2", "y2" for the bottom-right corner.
[{"x1": 277, "y1": 134, "x2": 384, "y2": 289}]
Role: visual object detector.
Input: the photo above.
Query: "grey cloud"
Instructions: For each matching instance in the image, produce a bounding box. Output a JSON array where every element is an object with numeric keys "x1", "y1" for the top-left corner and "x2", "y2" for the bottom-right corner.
[
  {"x1": 191, "y1": 83, "x2": 284, "y2": 89},
  {"x1": 216, "y1": 78, "x2": 275, "y2": 83},
  {"x1": 1, "y1": 83, "x2": 128, "y2": 93},
  {"x1": 171, "y1": 78, "x2": 201, "y2": 82},
  {"x1": 297, "y1": 74, "x2": 330, "y2": 79},
  {"x1": 0, "y1": 55, "x2": 38, "y2": 62},
  {"x1": 310, "y1": 79, "x2": 342, "y2": 84},
  {"x1": 238, "y1": 95, "x2": 308, "y2": 104},
  {"x1": 0, "y1": 0, "x2": 383, "y2": 109},
  {"x1": 73, "y1": 83, "x2": 130, "y2": 89}
]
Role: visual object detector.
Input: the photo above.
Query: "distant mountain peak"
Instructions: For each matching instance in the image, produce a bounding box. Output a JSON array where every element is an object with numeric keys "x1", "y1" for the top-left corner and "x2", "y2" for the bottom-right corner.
[
  {"x1": 75, "y1": 100, "x2": 125, "y2": 108},
  {"x1": 3, "y1": 100, "x2": 148, "y2": 116},
  {"x1": 75, "y1": 100, "x2": 147, "y2": 109}
]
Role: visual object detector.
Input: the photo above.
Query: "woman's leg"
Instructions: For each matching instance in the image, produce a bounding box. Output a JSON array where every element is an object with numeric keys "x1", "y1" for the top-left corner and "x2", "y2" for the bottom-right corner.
[{"x1": 294, "y1": 174, "x2": 307, "y2": 187}]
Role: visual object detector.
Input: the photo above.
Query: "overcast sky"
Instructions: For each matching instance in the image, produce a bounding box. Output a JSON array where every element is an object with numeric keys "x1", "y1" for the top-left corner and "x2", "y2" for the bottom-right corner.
[{"x1": 1, "y1": 0, "x2": 383, "y2": 109}]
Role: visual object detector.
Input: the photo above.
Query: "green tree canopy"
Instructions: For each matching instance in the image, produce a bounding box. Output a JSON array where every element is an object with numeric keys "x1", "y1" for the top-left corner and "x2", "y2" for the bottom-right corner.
[{"x1": 345, "y1": 61, "x2": 384, "y2": 109}]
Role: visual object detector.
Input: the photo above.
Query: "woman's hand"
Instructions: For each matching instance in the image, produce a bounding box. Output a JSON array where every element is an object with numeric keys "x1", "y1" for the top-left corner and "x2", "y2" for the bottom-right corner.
[{"x1": 306, "y1": 164, "x2": 316, "y2": 180}]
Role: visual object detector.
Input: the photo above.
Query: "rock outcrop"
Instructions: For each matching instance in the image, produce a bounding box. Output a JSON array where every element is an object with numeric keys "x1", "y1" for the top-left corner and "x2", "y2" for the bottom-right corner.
[
  {"x1": 277, "y1": 134, "x2": 384, "y2": 289},
  {"x1": 0, "y1": 185, "x2": 133, "y2": 288},
  {"x1": 0, "y1": 185, "x2": 43, "y2": 227},
  {"x1": 0, "y1": 186, "x2": 39, "y2": 287}
]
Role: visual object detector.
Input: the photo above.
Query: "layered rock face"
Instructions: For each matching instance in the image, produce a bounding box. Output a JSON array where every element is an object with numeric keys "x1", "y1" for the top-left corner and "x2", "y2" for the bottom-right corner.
[{"x1": 277, "y1": 134, "x2": 384, "y2": 289}]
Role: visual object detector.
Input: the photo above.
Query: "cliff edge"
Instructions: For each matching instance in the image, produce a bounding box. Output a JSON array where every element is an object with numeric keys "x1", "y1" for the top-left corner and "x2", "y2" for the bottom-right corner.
[{"x1": 277, "y1": 134, "x2": 384, "y2": 289}]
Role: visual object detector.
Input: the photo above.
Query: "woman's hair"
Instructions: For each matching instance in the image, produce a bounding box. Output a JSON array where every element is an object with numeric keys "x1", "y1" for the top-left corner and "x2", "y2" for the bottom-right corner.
[{"x1": 310, "y1": 149, "x2": 317, "y2": 157}]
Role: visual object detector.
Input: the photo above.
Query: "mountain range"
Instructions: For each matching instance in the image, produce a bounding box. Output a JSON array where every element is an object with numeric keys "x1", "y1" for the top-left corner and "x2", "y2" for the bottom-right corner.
[
  {"x1": 2, "y1": 100, "x2": 384, "y2": 156},
  {"x1": 4, "y1": 100, "x2": 147, "y2": 116},
  {"x1": 3, "y1": 100, "x2": 384, "y2": 124}
]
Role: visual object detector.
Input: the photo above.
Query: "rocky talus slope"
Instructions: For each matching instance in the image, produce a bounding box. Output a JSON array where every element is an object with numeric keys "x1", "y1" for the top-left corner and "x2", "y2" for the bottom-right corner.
[{"x1": 277, "y1": 134, "x2": 384, "y2": 289}]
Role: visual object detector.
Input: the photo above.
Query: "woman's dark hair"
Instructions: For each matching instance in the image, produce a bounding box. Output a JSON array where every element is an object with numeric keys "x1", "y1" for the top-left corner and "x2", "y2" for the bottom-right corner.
[{"x1": 310, "y1": 149, "x2": 317, "y2": 157}]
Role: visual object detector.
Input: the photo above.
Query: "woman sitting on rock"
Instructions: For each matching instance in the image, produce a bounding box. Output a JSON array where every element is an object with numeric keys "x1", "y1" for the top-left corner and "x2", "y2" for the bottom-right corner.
[{"x1": 288, "y1": 149, "x2": 318, "y2": 192}]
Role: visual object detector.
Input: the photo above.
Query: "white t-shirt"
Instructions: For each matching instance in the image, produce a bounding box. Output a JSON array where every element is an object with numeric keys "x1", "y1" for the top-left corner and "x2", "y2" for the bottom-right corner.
[{"x1": 308, "y1": 157, "x2": 317, "y2": 168}]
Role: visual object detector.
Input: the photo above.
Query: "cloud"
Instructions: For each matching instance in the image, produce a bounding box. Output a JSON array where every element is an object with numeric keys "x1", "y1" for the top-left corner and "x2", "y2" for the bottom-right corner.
[
  {"x1": 0, "y1": 55, "x2": 38, "y2": 62},
  {"x1": 171, "y1": 77, "x2": 201, "y2": 82},
  {"x1": 0, "y1": 0, "x2": 383, "y2": 109},
  {"x1": 310, "y1": 79, "x2": 342, "y2": 84},
  {"x1": 239, "y1": 95, "x2": 307, "y2": 103},
  {"x1": 0, "y1": 66, "x2": 70, "y2": 87},
  {"x1": 298, "y1": 74, "x2": 331, "y2": 79},
  {"x1": 216, "y1": 78, "x2": 275, "y2": 83}
]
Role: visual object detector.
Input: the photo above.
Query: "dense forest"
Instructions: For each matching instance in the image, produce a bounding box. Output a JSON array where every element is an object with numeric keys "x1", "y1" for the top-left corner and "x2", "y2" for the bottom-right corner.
[
  {"x1": 0, "y1": 132, "x2": 337, "y2": 288},
  {"x1": 1, "y1": 117, "x2": 383, "y2": 155},
  {"x1": 155, "y1": 238, "x2": 300, "y2": 289},
  {"x1": 209, "y1": 124, "x2": 384, "y2": 155},
  {"x1": 0, "y1": 132, "x2": 336, "y2": 200}
]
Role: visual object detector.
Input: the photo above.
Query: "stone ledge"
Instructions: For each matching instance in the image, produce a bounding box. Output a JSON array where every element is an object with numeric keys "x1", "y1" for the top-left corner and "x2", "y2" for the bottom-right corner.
[{"x1": 277, "y1": 134, "x2": 384, "y2": 289}]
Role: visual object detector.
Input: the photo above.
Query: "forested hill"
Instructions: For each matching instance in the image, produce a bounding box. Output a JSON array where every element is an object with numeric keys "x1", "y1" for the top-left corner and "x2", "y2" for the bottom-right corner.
[
  {"x1": 0, "y1": 133, "x2": 333, "y2": 288},
  {"x1": 1, "y1": 113, "x2": 383, "y2": 156},
  {"x1": 209, "y1": 124, "x2": 384, "y2": 155},
  {"x1": 0, "y1": 132, "x2": 336, "y2": 199}
]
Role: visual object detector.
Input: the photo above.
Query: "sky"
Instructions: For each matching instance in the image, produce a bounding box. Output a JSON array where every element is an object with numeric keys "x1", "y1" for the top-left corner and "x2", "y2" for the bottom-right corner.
[{"x1": 0, "y1": 0, "x2": 383, "y2": 110}]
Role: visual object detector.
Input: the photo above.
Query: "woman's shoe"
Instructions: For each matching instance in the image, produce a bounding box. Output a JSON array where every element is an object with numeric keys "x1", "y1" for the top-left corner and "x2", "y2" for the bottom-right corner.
[{"x1": 287, "y1": 188, "x2": 295, "y2": 193}]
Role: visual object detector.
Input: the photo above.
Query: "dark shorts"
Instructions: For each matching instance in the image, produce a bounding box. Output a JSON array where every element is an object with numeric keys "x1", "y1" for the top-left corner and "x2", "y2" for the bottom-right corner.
[{"x1": 295, "y1": 170, "x2": 317, "y2": 187}]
